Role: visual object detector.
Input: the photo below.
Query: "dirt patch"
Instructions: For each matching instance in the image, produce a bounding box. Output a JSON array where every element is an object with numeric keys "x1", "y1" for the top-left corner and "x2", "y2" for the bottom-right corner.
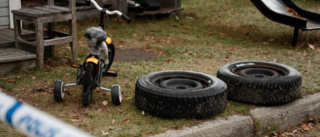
[{"x1": 115, "y1": 48, "x2": 160, "y2": 62}]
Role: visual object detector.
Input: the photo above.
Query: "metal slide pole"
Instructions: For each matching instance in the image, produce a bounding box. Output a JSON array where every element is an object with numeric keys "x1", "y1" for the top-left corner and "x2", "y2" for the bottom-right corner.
[{"x1": 292, "y1": 27, "x2": 299, "y2": 47}]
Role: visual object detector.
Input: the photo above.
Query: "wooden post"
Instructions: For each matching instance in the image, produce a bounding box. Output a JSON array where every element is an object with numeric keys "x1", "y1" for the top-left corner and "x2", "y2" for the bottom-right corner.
[
  {"x1": 35, "y1": 19, "x2": 44, "y2": 69},
  {"x1": 175, "y1": 0, "x2": 181, "y2": 7},
  {"x1": 48, "y1": 22, "x2": 55, "y2": 56},
  {"x1": 48, "y1": 0, "x2": 54, "y2": 6},
  {"x1": 13, "y1": 15, "x2": 22, "y2": 49},
  {"x1": 69, "y1": 0, "x2": 77, "y2": 63},
  {"x1": 118, "y1": 0, "x2": 128, "y2": 15},
  {"x1": 110, "y1": 0, "x2": 128, "y2": 15}
]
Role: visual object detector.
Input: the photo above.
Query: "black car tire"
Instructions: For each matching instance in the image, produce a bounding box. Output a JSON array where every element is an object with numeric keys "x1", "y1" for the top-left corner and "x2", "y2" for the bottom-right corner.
[
  {"x1": 135, "y1": 70, "x2": 227, "y2": 119},
  {"x1": 217, "y1": 61, "x2": 302, "y2": 105}
]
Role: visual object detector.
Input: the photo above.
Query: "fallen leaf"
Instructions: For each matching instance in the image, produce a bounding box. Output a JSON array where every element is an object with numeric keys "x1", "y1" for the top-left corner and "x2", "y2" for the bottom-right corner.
[
  {"x1": 303, "y1": 50, "x2": 307, "y2": 57},
  {"x1": 36, "y1": 87, "x2": 43, "y2": 91},
  {"x1": 175, "y1": 15, "x2": 179, "y2": 21},
  {"x1": 122, "y1": 119, "x2": 131, "y2": 124},
  {"x1": 69, "y1": 114, "x2": 80, "y2": 119},
  {"x1": 308, "y1": 44, "x2": 315, "y2": 50},
  {"x1": 65, "y1": 91, "x2": 72, "y2": 95},
  {"x1": 167, "y1": 58, "x2": 174, "y2": 63},
  {"x1": 284, "y1": 132, "x2": 294, "y2": 137},
  {"x1": 6, "y1": 78, "x2": 16, "y2": 83},
  {"x1": 267, "y1": 126, "x2": 271, "y2": 131},
  {"x1": 101, "y1": 130, "x2": 109, "y2": 136},
  {"x1": 126, "y1": 97, "x2": 133, "y2": 100},
  {"x1": 301, "y1": 124, "x2": 310, "y2": 131},
  {"x1": 292, "y1": 129, "x2": 298, "y2": 134},
  {"x1": 71, "y1": 119, "x2": 80, "y2": 122},
  {"x1": 102, "y1": 101, "x2": 108, "y2": 106},
  {"x1": 308, "y1": 122, "x2": 314, "y2": 128},
  {"x1": 118, "y1": 108, "x2": 123, "y2": 113},
  {"x1": 185, "y1": 16, "x2": 194, "y2": 20},
  {"x1": 269, "y1": 38, "x2": 275, "y2": 42}
]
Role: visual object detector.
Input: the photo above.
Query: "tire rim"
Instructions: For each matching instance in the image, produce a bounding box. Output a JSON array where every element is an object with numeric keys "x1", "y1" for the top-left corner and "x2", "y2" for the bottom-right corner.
[
  {"x1": 152, "y1": 75, "x2": 212, "y2": 90},
  {"x1": 160, "y1": 78, "x2": 203, "y2": 90},
  {"x1": 231, "y1": 63, "x2": 288, "y2": 78},
  {"x1": 61, "y1": 81, "x2": 64, "y2": 99},
  {"x1": 118, "y1": 86, "x2": 122, "y2": 103}
]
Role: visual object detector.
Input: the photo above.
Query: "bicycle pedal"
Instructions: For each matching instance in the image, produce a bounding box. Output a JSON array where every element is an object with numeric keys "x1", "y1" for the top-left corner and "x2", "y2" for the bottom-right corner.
[
  {"x1": 103, "y1": 70, "x2": 118, "y2": 77},
  {"x1": 70, "y1": 63, "x2": 79, "y2": 68}
]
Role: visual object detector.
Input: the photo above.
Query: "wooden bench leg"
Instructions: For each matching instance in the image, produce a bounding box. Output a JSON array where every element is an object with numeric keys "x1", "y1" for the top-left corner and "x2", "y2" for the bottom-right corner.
[
  {"x1": 69, "y1": 19, "x2": 77, "y2": 63},
  {"x1": 13, "y1": 16, "x2": 22, "y2": 49},
  {"x1": 48, "y1": 22, "x2": 55, "y2": 57},
  {"x1": 36, "y1": 19, "x2": 44, "y2": 69}
]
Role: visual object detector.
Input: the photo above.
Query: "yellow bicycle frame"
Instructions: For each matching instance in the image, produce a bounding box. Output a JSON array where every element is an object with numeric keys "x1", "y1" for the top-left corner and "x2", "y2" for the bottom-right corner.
[
  {"x1": 106, "y1": 37, "x2": 112, "y2": 45},
  {"x1": 86, "y1": 57, "x2": 99, "y2": 65}
]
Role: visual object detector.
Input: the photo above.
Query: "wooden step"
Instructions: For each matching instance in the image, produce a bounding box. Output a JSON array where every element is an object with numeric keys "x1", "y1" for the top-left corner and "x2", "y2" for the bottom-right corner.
[
  {"x1": 0, "y1": 48, "x2": 36, "y2": 75},
  {"x1": 0, "y1": 48, "x2": 36, "y2": 63}
]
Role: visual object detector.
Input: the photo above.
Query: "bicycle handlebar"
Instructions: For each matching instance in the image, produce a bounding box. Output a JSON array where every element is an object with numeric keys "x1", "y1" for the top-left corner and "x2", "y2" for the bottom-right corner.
[{"x1": 86, "y1": 0, "x2": 131, "y2": 23}]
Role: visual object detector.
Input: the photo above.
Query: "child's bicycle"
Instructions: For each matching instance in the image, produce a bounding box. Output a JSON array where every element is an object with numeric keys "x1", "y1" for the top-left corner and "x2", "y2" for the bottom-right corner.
[{"x1": 53, "y1": 0, "x2": 131, "y2": 106}]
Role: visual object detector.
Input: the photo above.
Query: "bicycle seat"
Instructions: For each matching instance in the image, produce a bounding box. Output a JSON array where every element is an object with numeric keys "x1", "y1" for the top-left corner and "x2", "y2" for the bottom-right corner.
[{"x1": 84, "y1": 27, "x2": 107, "y2": 45}]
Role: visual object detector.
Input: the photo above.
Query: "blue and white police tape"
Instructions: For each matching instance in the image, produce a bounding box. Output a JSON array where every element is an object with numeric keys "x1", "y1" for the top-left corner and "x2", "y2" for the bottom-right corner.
[{"x1": 0, "y1": 91, "x2": 93, "y2": 137}]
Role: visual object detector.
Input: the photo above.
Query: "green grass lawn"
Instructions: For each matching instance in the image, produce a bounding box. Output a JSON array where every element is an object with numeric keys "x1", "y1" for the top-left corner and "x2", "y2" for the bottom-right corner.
[{"x1": 1, "y1": 0, "x2": 320, "y2": 136}]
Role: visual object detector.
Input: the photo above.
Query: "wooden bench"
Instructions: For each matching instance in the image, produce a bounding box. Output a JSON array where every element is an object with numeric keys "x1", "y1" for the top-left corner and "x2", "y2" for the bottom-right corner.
[{"x1": 12, "y1": 0, "x2": 77, "y2": 68}]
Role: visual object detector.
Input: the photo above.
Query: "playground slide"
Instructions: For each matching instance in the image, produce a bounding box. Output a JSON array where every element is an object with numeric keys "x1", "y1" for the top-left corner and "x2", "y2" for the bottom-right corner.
[{"x1": 251, "y1": 0, "x2": 320, "y2": 46}]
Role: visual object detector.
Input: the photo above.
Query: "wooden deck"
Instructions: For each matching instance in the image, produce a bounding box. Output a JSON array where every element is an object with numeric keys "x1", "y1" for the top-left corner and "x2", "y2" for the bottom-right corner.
[
  {"x1": 0, "y1": 29, "x2": 16, "y2": 49},
  {"x1": 0, "y1": 29, "x2": 36, "y2": 75},
  {"x1": 0, "y1": 29, "x2": 33, "y2": 49}
]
